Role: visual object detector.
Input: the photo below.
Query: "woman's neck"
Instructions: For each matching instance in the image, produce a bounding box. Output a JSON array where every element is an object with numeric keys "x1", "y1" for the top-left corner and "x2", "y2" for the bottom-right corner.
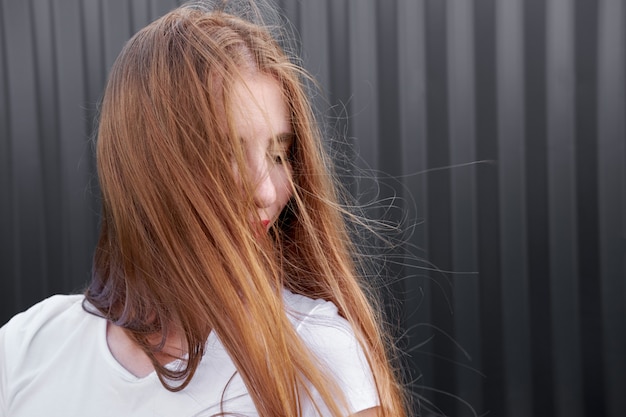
[{"x1": 106, "y1": 321, "x2": 185, "y2": 378}]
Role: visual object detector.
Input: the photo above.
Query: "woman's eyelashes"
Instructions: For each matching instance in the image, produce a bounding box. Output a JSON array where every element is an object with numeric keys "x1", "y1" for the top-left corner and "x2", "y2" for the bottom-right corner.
[
  {"x1": 270, "y1": 149, "x2": 290, "y2": 165},
  {"x1": 268, "y1": 144, "x2": 293, "y2": 166},
  {"x1": 272, "y1": 153, "x2": 285, "y2": 165}
]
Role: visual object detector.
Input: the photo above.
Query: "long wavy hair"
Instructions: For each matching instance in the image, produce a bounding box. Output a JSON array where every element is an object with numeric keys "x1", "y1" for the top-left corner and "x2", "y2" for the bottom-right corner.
[{"x1": 86, "y1": 2, "x2": 407, "y2": 416}]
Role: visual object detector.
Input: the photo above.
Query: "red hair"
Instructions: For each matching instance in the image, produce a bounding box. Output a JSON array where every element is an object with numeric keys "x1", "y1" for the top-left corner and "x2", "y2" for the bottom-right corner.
[{"x1": 86, "y1": 3, "x2": 407, "y2": 416}]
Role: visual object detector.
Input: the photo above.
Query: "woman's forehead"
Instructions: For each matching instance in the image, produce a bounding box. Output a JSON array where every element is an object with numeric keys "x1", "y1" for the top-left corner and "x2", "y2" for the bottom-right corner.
[{"x1": 229, "y1": 74, "x2": 292, "y2": 144}]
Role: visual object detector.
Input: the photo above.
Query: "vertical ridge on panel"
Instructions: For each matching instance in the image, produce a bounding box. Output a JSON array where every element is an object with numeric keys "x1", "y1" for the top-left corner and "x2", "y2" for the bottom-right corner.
[
  {"x1": 0, "y1": 0, "x2": 17, "y2": 324},
  {"x1": 80, "y1": 0, "x2": 105, "y2": 230},
  {"x1": 82, "y1": 0, "x2": 105, "y2": 113},
  {"x1": 397, "y1": 1, "x2": 431, "y2": 413},
  {"x1": 375, "y1": 0, "x2": 406, "y2": 354},
  {"x1": 131, "y1": 0, "x2": 151, "y2": 34},
  {"x1": 597, "y1": 1, "x2": 626, "y2": 416},
  {"x1": 523, "y1": 1, "x2": 554, "y2": 415},
  {"x1": 474, "y1": 1, "x2": 504, "y2": 415},
  {"x1": 496, "y1": 0, "x2": 532, "y2": 416},
  {"x1": 546, "y1": 1, "x2": 584, "y2": 416},
  {"x1": 4, "y1": 0, "x2": 47, "y2": 309},
  {"x1": 377, "y1": 0, "x2": 401, "y2": 180},
  {"x1": 348, "y1": 0, "x2": 379, "y2": 200},
  {"x1": 573, "y1": 1, "x2": 605, "y2": 415},
  {"x1": 425, "y1": 1, "x2": 454, "y2": 415},
  {"x1": 103, "y1": 1, "x2": 132, "y2": 73},
  {"x1": 347, "y1": 0, "x2": 382, "y2": 310},
  {"x1": 327, "y1": 0, "x2": 353, "y2": 194},
  {"x1": 33, "y1": 0, "x2": 64, "y2": 296},
  {"x1": 447, "y1": 1, "x2": 482, "y2": 416},
  {"x1": 52, "y1": 0, "x2": 93, "y2": 291},
  {"x1": 78, "y1": 0, "x2": 100, "y2": 289},
  {"x1": 299, "y1": 0, "x2": 330, "y2": 157},
  {"x1": 298, "y1": 0, "x2": 336, "y2": 202}
]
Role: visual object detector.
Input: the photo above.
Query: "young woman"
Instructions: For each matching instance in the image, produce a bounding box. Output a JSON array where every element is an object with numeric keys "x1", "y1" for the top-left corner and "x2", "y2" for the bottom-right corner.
[{"x1": 0, "y1": 2, "x2": 407, "y2": 416}]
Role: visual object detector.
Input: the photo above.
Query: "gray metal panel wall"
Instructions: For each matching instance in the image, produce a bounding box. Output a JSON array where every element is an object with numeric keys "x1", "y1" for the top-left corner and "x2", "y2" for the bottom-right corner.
[{"x1": 1, "y1": 1, "x2": 624, "y2": 417}]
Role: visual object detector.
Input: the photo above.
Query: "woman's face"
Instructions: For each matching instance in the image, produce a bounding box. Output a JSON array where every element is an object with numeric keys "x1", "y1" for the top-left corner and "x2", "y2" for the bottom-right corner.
[{"x1": 230, "y1": 74, "x2": 294, "y2": 232}]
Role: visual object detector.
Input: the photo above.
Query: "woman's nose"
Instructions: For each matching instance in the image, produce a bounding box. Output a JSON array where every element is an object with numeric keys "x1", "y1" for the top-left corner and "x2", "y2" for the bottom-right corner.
[{"x1": 253, "y1": 165, "x2": 276, "y2": 209}]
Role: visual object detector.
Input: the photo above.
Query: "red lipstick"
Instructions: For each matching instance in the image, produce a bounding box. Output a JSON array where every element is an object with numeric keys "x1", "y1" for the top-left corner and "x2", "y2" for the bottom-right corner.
[{"x1": 261, "y1": 219, "x2": 270, "y2": 228}]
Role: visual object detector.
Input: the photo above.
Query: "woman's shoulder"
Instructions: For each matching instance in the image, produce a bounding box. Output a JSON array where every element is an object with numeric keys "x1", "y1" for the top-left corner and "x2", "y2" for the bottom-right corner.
[
  {"x1": 281, "y1": 289, "x2": 358, "y2": 348},
  {"x1": 281, "y1": 290, "x2": 379, "y2": 413},
  {"x1": 282, "y1": 289, "x2": 344, "y2": 327},
  {"x1": 0, "y1": 294, "x2": 89, "y2": 355},
  {"x1": 2, "y1": 294, "x2": 85, "y2": 327}
]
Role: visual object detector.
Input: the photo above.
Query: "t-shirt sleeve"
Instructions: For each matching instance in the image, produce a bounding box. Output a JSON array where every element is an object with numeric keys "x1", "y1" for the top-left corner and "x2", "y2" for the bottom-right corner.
[
  {"x1": 294, "y1": 300, "x2": 379, "y2": 416},
  {"x1": 0, "y1": 299, "x2": 47, "y2": 415},
  {"x1": 0, "y1": 295, "x2": 84, "y2": 416}
]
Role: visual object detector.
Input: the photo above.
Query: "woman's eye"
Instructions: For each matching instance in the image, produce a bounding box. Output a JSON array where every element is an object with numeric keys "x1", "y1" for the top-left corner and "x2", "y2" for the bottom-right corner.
[
  {"x1": 270, "y1": 150, "x2": 290, "y2": 165},
  {"x1": 274, "y1": 154, "x2": 284, "y2": 164}
]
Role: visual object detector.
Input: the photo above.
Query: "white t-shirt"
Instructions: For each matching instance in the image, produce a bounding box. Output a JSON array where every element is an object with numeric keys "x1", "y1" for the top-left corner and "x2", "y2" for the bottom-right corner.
[{"x1": 0, "y1": 290, "x2": 378, "y2": 416}]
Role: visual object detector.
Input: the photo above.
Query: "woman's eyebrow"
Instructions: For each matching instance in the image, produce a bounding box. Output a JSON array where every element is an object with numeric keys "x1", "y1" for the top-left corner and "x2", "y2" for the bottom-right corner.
[{"x1": 274, "y1": 132, "x2": 295, "y2": 147}]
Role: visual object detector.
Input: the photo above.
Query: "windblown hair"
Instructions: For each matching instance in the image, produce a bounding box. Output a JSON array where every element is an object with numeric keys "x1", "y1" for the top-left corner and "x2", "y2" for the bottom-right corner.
[{"x1": 86, "y1": 1, "x2": 407, "y2": 416}]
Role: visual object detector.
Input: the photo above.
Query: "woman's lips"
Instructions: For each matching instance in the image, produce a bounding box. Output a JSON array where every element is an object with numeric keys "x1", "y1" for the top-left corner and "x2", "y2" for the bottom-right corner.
[{"x1": 261, "y1": 219, "x2": 270, "y2": 228}]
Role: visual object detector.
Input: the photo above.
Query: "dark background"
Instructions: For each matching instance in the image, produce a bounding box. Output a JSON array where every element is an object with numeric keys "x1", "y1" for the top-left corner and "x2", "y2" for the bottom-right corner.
[{"x1": 1, "y1": 1, "x2": 625, "y2": 416}]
